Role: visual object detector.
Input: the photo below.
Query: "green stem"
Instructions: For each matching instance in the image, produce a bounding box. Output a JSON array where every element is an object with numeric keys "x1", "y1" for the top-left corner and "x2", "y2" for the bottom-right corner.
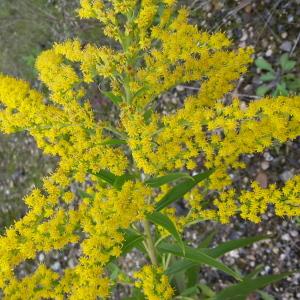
[
  {"x1": 104, "y1": 125, "x2": 127, "y2": 140},
  {"x1": 143, "y1": 219, "x2": 158, "y2": 266}
]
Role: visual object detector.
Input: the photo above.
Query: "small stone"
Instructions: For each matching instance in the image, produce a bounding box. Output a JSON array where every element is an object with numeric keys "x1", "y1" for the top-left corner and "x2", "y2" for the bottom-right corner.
[
  {"x1": 51, "y1": 261, "x2": 61, "y2": 271},
  {"x1": 264, "y1": 265, "x2": 271, "y2": 273},
  {"x1": 203, "y1": 3, "x2": 212, "y2": 12},
  {"x1": 290, "y1": 230, "x2": 298, "y2": 237},
  {"x1": 280, "y1": 170, "x2": 294, "y2": 182},
  {"x1": 239, "y1": 41, "x2": 246, "y2": 48},
  {"x1": 280, "y1": 41, "x2": 292, "y2": 52},
  {"x1": 281, "y1": 32, "x2": 288, "y2": 39},
  {"x1": 176, "y1": 85, "x2": 184, "y2": 92},
  {"x1": 263, "y1": 152, "x2": 274, "y2": 161},
  {"x1": 240, "y1": 31, "x2": 248, "y2": 42},
  {"x1": 265, "y1": 49, "x2": 273, "y2": 57},
  {"x1": 282, "y1": 233, "x2": 290, "y2": 241},
  {"x1": 244, "y1": 4, "x2": 252, "y2": 13},
  {"x1": 256, "y1": 172, "x2": 268, "y2": 188},
  {"x1": 243, "y1": 84, "x2": 252, "y2": 93},
  {"x1": 280, "y1": 253, "x2": 286, "y2": 260},
  {"x1": 240, "y1": 101, "x2": 247, "y2": 111},
  {"x1": 272, "y1": 247, "x2": 279, "y2": 254},
  {"x1": 243, "y1": 177, "x2": 249, "y2": 183},
  {"x1": 261, "y1": 161, "x2": 270, "y2": 170},
  {"x1": 287, "y1": 15, "x2": 294, "y2": 23},
  {"x1": 68, "y1": 258, "x2": 76, "y2": 268},
  {"x1": 262, "y1": 39, "x2": 268, "y2": 48},
  {"x1": 229, "y1": 250, "x2": 239, "y2": 258},
  {"x1": 38, "y1": 253, "x2": 45, "y2": 262}
]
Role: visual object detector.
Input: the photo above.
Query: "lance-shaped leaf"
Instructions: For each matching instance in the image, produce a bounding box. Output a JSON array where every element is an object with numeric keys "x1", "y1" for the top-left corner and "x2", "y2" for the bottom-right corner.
[
  {"x1": 102, "y1": 91, "x2": 122, "y2": 105},
  {"x1": 158, "y1": 242, "x2": 242, "y2": 281},
  {"x1": 211, "y1": 272, "x2": 293, "y2": 300},
  {"x1": 120, "y1": 229, "x2": 145, "y2": 255},
  {"x1": 94, "y1": 169, "x2": 116, "y2": 185},
  {"x1": 145, "y1": 172, "x2": 193, "y2": 188},
  {"x1": 108, "y1": 229, "x2": 145, "y2": 265},
  {"x1": 77, "y1": 189, "x2": 93, "y2": 199},
  {"x1": 166, "y1": 234, "x2": 266, "y2": 276},
  {"x1": 155, "y1": 170, "x2": 213, "y2": 211},
  {"x1": 166, "y1": 259, "x2": 196, "y2": 276},
  {"x1": 204, "y1": 235, "x2": 270, "y2": 258},
  {"x1": 258, "y1": 290, "x2": 275, "y2": 300},
  {"x1": 244, "y1": 265, "x2": 264, "y2": 280},
  {"x1": 93, "y1": 170, "x2": 138, "y2": 190},
  {"x1": 147, "y1": 211, "x2": 185, "y2": 253}
]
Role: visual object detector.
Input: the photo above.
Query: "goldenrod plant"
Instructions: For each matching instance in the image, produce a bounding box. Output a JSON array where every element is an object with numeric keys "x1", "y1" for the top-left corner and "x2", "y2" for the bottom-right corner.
[{"x1": 0, "y1": 0, "x2": 299, "y2": 299}]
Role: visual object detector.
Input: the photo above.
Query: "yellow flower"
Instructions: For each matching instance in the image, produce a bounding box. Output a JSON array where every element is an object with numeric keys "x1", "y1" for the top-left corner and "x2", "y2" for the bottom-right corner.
[
  {"x1": 134, "y1": 265, "x2": 174, "y2": 300},
  {"x1": 0, "y1": 0, "x2": 299, "y2": 298}
]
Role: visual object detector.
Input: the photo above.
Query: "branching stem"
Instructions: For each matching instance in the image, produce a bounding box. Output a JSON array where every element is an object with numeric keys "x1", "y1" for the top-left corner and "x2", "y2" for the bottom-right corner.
[{"x1": 143, "y1": 219, "x2": 158, "y2": 266}]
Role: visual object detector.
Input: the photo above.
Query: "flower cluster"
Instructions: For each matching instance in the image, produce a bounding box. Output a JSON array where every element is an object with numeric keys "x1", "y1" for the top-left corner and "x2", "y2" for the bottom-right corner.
[
  {"x1": 134, "y1": 265, "x2": 174, "y2": 300},
  {"x1": 0, "y1": 0, "x2": 299, "y2": 298}
]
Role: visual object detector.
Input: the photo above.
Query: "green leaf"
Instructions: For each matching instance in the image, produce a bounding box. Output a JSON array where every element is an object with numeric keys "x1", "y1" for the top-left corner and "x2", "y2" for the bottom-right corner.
[
  {"x1": 260, "y1": 72, "x2": 276, "y2": 82},
  {"x1": 286, "y1": 78, "x2": 300, "y2": 91},
  {"x1": 211, "y1": 272, "x2": 292, "y2": 300},
  {"x1": 93, "y1": 170, "x2": 138, "y2": 190},
  {"x1": 180, "y1": 286, "x2": 199, "y2": 297},
  {"x1": 132, "y1": 86, "x2": 149, "y2": 101},
  {"x1": 258, "y1": 290, "x2": 275, "y2": 300},
  {"x1": 198, "y1": 230, "x2": 217, "y2": 248},
  {"x1": 155, "y1": 170, "x2": 213, "y2": 211},
  {"x1": 102, "y1": 91, "x2": 122, "y2": 105},
  {"x1": 255, "y1": 57, "x2": 274, "y2": 72},
  {"x1": 186, "y1": 264, "x2": 199, "y2": 288},
  {"x1": 198, "y1": 283, "x2": 215, "y2": 297},
  {"x1": 158, "y1": 242, "x2": 242, "y2": 281},
  {"x1": 143, "y1": 108, "x2": 153, "y2": 123},
  {"x1": 174, "y1": 268, "x2": 187, "y2": 294},
  {"x1": 123, "y1": 288, "x2": 146, "y2": 300},
  {"x1": 274, "y1": 82, "x2": 288, "y2": 96},
  {"x1": 145, "y1": 172, "x2": 193, "y2": 188},
  {"x1": 101, "y1": 139, "x2": 127, "y2": 146},
  {"x1": 279, "y1": 53, "x2": 296, "y2": 72},
  {"x1": 166, "y1": 230, "x2": 216, "y2": 277},
  {"x1": 120, "y1": 229, "x2": 145, "y2": 255},
  {"x1": 77, "y1": 189, "x2": 93, "y2": 199},
  {"x1": 166, "y1": 259, "x2": 197, "y2": 276},
  {"x1": 147, "y1": 212, "x2": 185, "y2": 254},
  {"x1": 108, "y1": 229, "x2": 145, "y2": 265},
  {"x1": 256, "y1": 85, "x2": 271, "y2": 97},
  {"x1": 94, "y1": 169, "x2": 116, "y2": 185},
  {"x1": 107, "y1": 262, "x2": 121, "y2": 280},
  {"x1": 244, "y1": 265, "x2": 264, "y2": 280},
  {"x1": 205, "y1": 235, "x2": 270, "y2": 258},
  {"x1": 113, "y1": 173, "x2": 138, "y2": 190}
]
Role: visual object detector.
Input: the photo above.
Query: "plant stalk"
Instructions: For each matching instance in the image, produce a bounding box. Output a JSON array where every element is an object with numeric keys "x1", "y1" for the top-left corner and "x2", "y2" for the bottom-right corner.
[{"x1": 143, "y1": 219, "x2": 158, "y2": 266}]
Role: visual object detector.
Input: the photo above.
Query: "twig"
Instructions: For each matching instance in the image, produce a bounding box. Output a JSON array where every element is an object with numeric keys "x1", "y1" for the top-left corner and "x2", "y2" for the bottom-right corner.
[
  {"x1": 211, "y1": 0, "x2": 254, "y2": 32},
  {"x1": 290, "y1": 32, "x2": 300, "y2": 56},
  {"x1": 179, "y1": 85, "x2": 259, "y2": 99},
  {"x1": 254, "y1": 0, "x2": 283, "y2": 47}
]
